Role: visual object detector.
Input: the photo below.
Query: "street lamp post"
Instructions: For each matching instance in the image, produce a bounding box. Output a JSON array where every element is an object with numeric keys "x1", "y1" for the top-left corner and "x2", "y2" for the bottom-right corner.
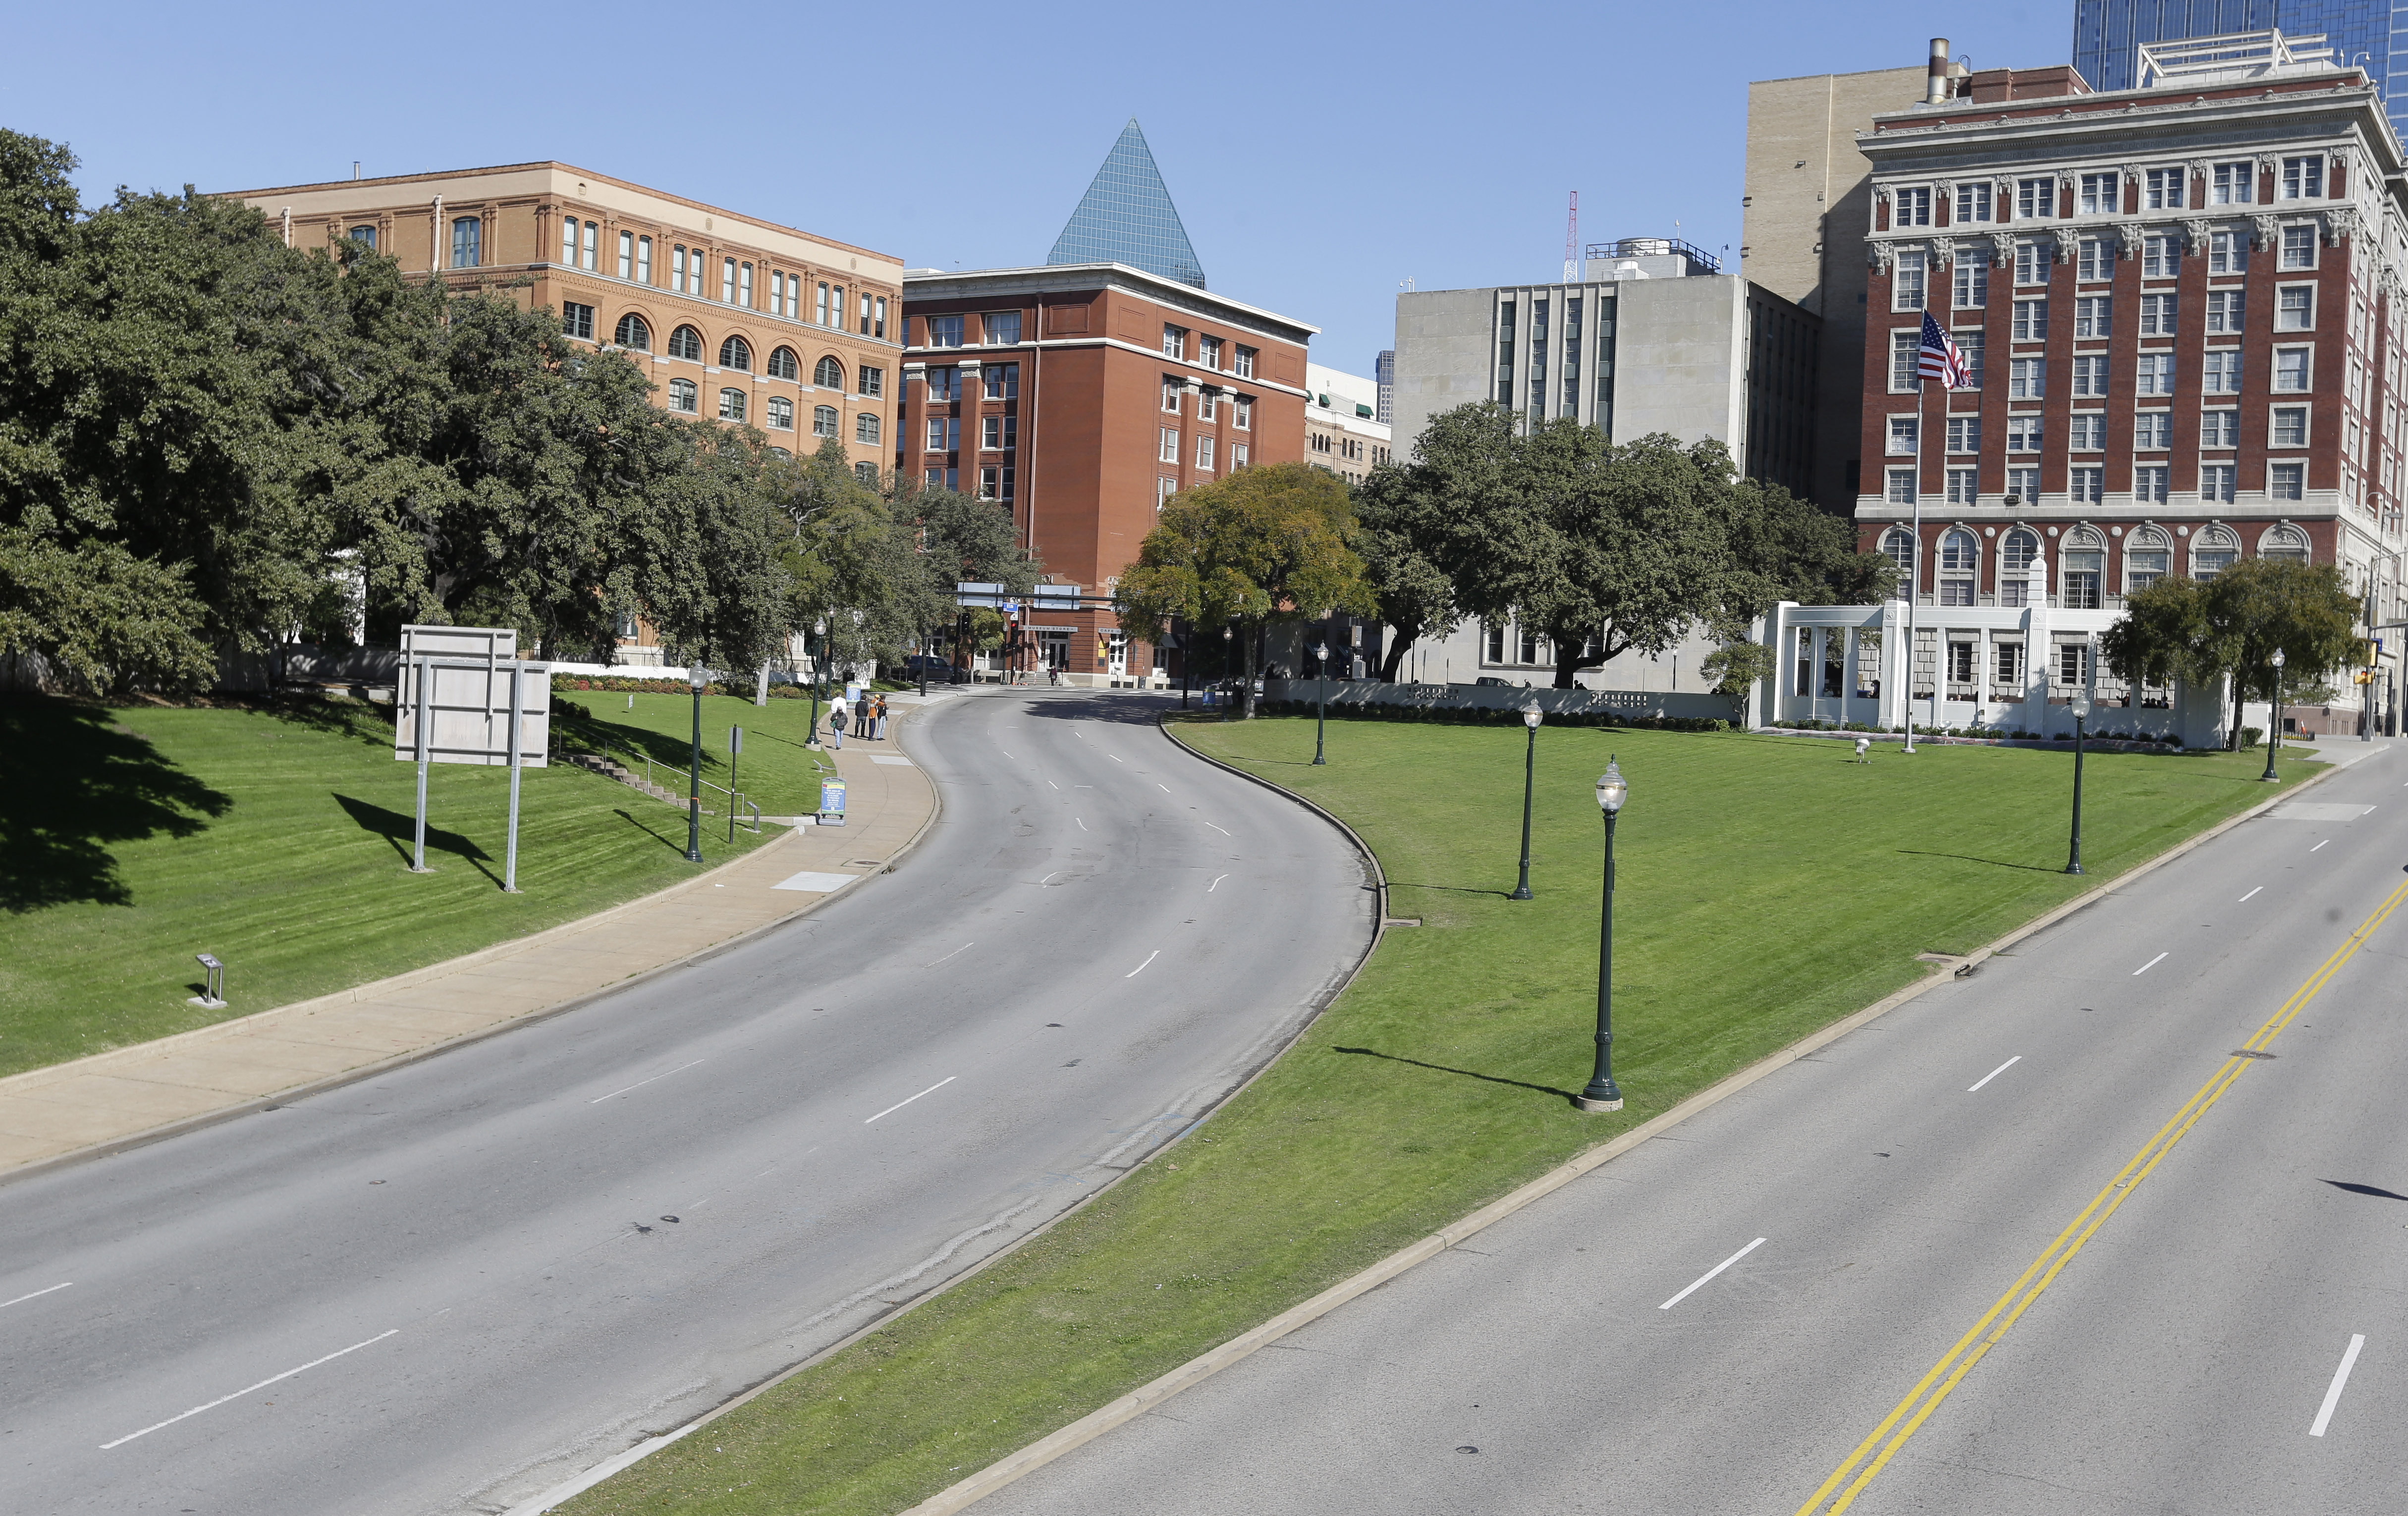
[
  {"x1": 2064, "y1": 684, "x2": 2091, "y2": 874},
  {"x1": 1510, "y1": 703, "x2": 1542, "y2": 900},
  {"x1": 1313, "y1": 640, "x2": 1330, "y2": 764},
  {"x1": 1577, "y1": 757, "x2": 1628, "y2": 1112},
  {"x1": 685, "y1": 662, "x2": 710, "y2": 863},
  {"x1": 805, "y1": 619, "x2": 826, "y2": 749},
  {"x1": 2262, "y1": 647, "x2": 2287, "y2": 782},
  {"x1": 1221, "y1": 626, "x2": 1233, "y2": 717}
]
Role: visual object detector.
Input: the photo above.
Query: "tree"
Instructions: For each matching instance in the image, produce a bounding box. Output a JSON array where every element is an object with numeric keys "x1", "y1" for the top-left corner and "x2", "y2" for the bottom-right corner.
[
  {"x1": 1114, "y1": 462, "x2": 1371, "y2": 718},
  {"x1": 1699, "y1": 641, "x2": 1773, "y2": 724},
  {"x1": 1352, "y1": 458, "x2": 1460, "y2": 682},
  {"x1": 887, "y1": 482, "x2": 1039, "y2": 679},
  {"x1": 1731, "y1": 481, "x2": 1896, "y2": 606},
  {"x1": 2103, "y1": 559, "x2": 2358, "y2": 747}
]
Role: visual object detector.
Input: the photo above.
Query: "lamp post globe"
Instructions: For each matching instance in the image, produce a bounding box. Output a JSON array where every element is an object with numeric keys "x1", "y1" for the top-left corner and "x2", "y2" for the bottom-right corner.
[
  {"x1": 2263, "y1": 647, "x2": 2288, "y2": 782},
  {"x1": 1313, "y1": 640, "x2": 1331, "y2": 764},
  {"x1": 1579, "y1": 757, "x2": 1627, "y2": 1112},
  {"x1": 1510, "y1": 703, "x2": 1543, "y2": 900},
  {"x1": 2065, "y1": 685, "x2": 2091, "y2": 874},
  {"x1": 685, "y1": 663, "x2": 710, "y2": 862}
]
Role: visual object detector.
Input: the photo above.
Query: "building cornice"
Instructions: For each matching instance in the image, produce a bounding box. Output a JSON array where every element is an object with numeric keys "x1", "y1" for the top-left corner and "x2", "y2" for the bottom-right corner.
[
  {"x1": 904, "y1": 335, "x2": 1313, "y2": 398},
  {"x1": 901, "y1": 262, "x2": 1318, "y2": 346}
]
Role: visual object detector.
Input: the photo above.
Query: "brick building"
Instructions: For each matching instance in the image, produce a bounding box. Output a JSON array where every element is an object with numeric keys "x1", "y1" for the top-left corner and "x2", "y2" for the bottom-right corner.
[
  {"x1": 1854, "y1": 33, "x2": 2408, "y2": 727},
  {"x1": 898, "y1": 263, "x2": 1313, "y2": 684}
]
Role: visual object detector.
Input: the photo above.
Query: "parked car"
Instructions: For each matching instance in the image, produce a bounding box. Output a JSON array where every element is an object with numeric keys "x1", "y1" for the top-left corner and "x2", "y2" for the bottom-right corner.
[{"x1": 902, "y1": 654, "x2": 969, "y2": 683}]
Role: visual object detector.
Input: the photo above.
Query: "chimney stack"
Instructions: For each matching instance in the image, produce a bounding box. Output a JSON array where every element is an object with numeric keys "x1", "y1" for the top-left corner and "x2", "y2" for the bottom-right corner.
[
  {"x1": 1926, "y1": 38, "x2": 1951, "y2": 104},
  {"x1": 352, "y1": 161, "x2": 362, "y2": 180}
]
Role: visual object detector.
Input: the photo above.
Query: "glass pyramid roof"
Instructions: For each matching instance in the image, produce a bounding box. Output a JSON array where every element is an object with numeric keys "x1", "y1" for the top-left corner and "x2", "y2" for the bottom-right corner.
[{"x1": 1046, "y1": 119, "x2": 1206, "y2": 289}]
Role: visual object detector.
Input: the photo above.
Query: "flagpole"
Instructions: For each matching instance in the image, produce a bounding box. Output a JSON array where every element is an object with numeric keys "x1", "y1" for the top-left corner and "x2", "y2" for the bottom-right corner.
[{"x1": 1905, "y1": 313, "x2": 1926, "y2": 756}]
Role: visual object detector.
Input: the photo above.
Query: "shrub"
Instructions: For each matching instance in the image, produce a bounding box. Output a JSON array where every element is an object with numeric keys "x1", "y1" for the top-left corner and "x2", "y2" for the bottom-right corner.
[{"x1": 2239, "y1": 726, "x2": 2263, "y2": 749}]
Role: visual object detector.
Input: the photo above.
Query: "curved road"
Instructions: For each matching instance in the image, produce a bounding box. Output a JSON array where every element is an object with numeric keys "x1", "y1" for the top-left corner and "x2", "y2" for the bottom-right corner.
[{"x1": 0, "y1": 689, "x2": 1374, "y2": 1515}]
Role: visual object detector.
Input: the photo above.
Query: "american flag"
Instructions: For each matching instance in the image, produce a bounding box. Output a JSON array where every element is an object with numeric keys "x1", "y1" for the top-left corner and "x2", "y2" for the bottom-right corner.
[{"x1": 1918, "y1": 311, "x2": 1971, "y2": 389}]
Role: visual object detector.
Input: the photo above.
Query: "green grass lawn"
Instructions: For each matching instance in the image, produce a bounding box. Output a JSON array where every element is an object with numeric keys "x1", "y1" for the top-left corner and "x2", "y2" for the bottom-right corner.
[
  {"x1": 0, "y1": 690, "x2": 836, "y2": 1080},
  {"x1": 564, "y1": 720, "x2": 2312, "y2": 1516}
]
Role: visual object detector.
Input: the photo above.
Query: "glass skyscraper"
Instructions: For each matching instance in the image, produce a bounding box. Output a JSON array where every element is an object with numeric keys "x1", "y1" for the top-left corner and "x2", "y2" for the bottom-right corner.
[
  {"x1": 1046, "y1": 119, "x2": 1207, "y2": 289},
  {"x1": 2073, "y1": 0, "x2": 2408, "y2": 132}
]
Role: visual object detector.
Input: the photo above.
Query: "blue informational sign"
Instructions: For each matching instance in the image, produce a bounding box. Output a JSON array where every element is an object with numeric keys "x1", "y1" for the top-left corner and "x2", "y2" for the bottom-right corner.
[{"x1": 818, "y1": 777, "x2": 847, "y2": 825}]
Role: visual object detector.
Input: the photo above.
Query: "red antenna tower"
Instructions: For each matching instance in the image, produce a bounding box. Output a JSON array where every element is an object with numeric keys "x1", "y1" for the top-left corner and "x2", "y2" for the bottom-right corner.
[{"x1": 1563, "y1": 191, "x2": 1580, "y2": 283}]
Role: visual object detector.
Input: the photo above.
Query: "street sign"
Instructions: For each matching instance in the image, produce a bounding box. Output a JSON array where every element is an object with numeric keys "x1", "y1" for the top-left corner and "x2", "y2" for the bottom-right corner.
[
  {"x1": 729, "y1": 726, "x2": 743, "y2": 755},
  {"x1": 393, "y1": 626, "x2": 550, "y2": 890}
]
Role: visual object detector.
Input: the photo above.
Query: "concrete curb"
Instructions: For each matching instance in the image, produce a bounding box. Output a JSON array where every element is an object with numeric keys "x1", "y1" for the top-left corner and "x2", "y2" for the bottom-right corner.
[
  {"x1": 887, "y1": 738, "x2": 2382, "y2": 1516},
  {"x1": 0, "y1": 706, "x2": 948, "y2": 1191}
]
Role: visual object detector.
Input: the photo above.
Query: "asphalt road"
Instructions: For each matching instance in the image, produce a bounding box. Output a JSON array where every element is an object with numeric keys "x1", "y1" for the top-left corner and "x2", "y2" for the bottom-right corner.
[
  {"x1": 977, "y1": 746, "x2": 2408, "y2": 1516},
  {"x1": 0, "y1": 689, "x2": 1374, "y2": 1516}
]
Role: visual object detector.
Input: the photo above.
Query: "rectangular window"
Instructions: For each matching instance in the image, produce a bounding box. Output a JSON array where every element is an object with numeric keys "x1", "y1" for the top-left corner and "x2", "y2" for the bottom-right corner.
[
  {"x1": 561, "y1": 301, "x2": 594, "y2": 341},
  {"x1": 1234, "y1": 345, "x2": 1256, "y2": 379},
  {"x1": 2006, "y1": 466, "x2": 2041, "y2": 503},
  {"x1": 2077, "y1": 238, "x2": 2115, "y2": 282},
  {"x1": 1886, "y1": 467, "x2": 1916, "y2": 503},
  {"x1": 2276, "y1": 285, "x2": 2314, "y2": 330},
  {"x1": 1235, "y1": 397, "x2": 1253, "y2": 430},
  {"x1": 562, "y1": 215, "x2": 579, "y2": 264},
  {"x1": 2006, "y1": 415, "x2": 2043, "y2": 452},
  {"x1": 2069, "y1": 413, "x2": 2107, "y2": 450},
  {"x1": 1199, "y1": 389, "x2": 1218, "y2": 422},
  {"x1": 2201, "y1": 409, "x2": 2240, "y2": 448},
  {"x1": 2013, "y1": 297, "x2": 2047, "y2": 341},
  {"x1": 1162, "y1": 325, "x2": 1186, "y2": 359},
  {"x1": 2072, "y1": 355, "x2": 2110, "y2": 397},
  {"x1": 925, "y1": 417, "x2": 960, "y2": 452},
  {"x1": 718, "y1": 387, "x2": 746, "y2": 423},
  {"x1": 2143, "y1": 167, "x2": 2185, "y2": 210},
  {"x1": 347, "y1": 225, "x2": 376, "y2": 249},
  {"x1": 2135, "y1": 353, "x2": 2174, "y2": 396},
  {"x1": 449, "y1": 216, "x2": 481, "y2": 268},
  {"x1": 2069, "y1": 466, "x2": 2104, "y2": 504},
  {"x1": 579, "y1": 221, "x2": 596, "y2": 270},
  {"x1": 1946, "y1": 416, "x2": 1979, "y2": 452},
  {"x1": 1892, "y1": 329, "x2": 1921, "y2": 391},
  {"x1": 2280, "y1": 224, "x2": 2316, "y2": 269},
  {"x1": 636, "y1": 235, "x2": 651, "y2": 285},
  {"x1": 2273, "y1": 346, "x2": 2311, "y2": 392},
  {"x1": 1953, "y1": 251, "x2": 1988, "y2": 309},
  {"x1": 1891, "y1": 186, "x2": 1931, "y2": 226},
  {"x1": 1198, "y1": 334, "x2": 1222, "y2": 369},
  {"x1": 2060, "y1": 642, "x2": 2094, "y2": 683},
  {"x1": 2079, "y1": 172, "x2": 2119, "y2": 215},
  {"x1": 979, "y1": 466, "x2": 1000, "y2": 501},
  {"x1": 1159, "y1": 428, "x2": 1180, "y2": 463},
  {"x1": 2212, "y1": 161, "x2": 2255, "y2": 204},
  {"x1": 2074, "y1": 295, "x2": 2112, "y2": 338},
  {"x1": 815, "y1": 282, "x2": 830, "y2": 325},
  {"x1": 1892, "y1": 250, "x2": 1926, "y2": 312},
  {"x1": 671, "y1": 245, "x2": 688, "y2": 292},
  {"x1": 2201, "y1": 463, "x2": 2237, "y2": 502},
  {"x1": 2009, "y1": 357, "x2": 2046, "y2": 399},
  {"x1": 2134, "y1": 464, "x2": 2170, "y2": 502},
  {"x1": 1956, "y1": 182, "x2": 1992, "y2": 223},
  {"x1": 1948, "y1": 642, "x2": 1976, "y2": 681},
  {"x1": 875, "y1": 296, "x2": 887, "y2": 339},
  {"x1": 618, "y1": 230, "x2": 634, "y2": 278},
  {"x1": 1162, "y1": 379, "x2": 1183, "y2": 413},
  {"x1": 859, "y1": 292, "x2": 872, "y2": 335},
  {"x1": 1946, "y1": 467, "x2": 1978, "y2": 504},
  {"x1": 1196, "y1": 434, "x2": 1215, "y2": 471},
  {"x1": 2141, "y1": 234, "x2": 2180, "y2": 279},
  {"x1": 857, "y1": 365, "x2": 882, "y2": 397},
  {"x1": 2203, "y1": 350, "x2": 2243, "y2": 393},
  {"x1": 721, "y1": 259, "x2": 736, "y2": 303},
  {"x1": 925, "y1": 366, "x2": 958, "y2": 401},
  {"x1": 2205, "y1": 289, "x2": 2244, "y2": 334},
  {"x1": 984, "y1": 310, "x2": 1021, "y2": 345},
  {"x1": 982, "y1": 415, "x2": 1018, "y2": 450},
  {"x1": 2134, "y1": 412, "x2": 2171, "y2": 449},
  {"x1": 1956, "y1": 330, "x2": 1985, "y2": 389},
  {"x1": 2139, "y1": 293, "x2": 2178, "y2": 336},
  {"x1": 2271, "y1": 405, "x2": 2309, "y2": 447},
  {"x1": 1231, "y1": 442, "x2": 1249, "y2": 469},
  {"x1": 2014, "y1": 239, "x2": 2054, "y2": 285},
  {"x1": 928, "y1": 315, "x2": 964, "y2": 348},
  {"x1": 2016, "y1": 177, "x2": 2055, "y2": 219},
  {"x1": 739, "y1": 262, "x2": 754, "y2": 308},
  {"x1": 2209, "y1": 230, "x2": 2247, "y2": 274},
  {"x1": 982, "y1": 362, "x2": 1019, "y2": 400},
  {"x1": 2270, "y1": 461, "x2": 2305, "y2": 498},
  {"x1": 2281, "y1": 156, "x2": 2325, "y2": 199},
  {"x1": 1887, "y1": 415, "x2": 1919, "y2": 454}
]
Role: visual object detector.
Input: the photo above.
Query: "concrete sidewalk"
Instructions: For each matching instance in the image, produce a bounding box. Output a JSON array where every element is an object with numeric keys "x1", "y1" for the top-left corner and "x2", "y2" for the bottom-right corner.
[{"x1": 0, "y1": 697, "x2": 956, "y2": 1180}]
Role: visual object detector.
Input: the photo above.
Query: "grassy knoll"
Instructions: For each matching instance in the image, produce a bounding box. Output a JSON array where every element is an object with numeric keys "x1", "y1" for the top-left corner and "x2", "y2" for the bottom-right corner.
[
  {"x1": 564, "y1": 720, "x2": 2311, "y2": 1516},
  {"x1": 0, "y1": 690, "x2": 832, "y2": 1079}
]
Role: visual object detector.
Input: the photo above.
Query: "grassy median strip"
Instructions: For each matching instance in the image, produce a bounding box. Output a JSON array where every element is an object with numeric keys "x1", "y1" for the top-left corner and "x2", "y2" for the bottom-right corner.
[
  {"x1": 561, "y1": 719, "x2": 2307, "y2": 1516},
  {"x1": 0, "y1": 692, "x2": 829, "y2": 1079}
]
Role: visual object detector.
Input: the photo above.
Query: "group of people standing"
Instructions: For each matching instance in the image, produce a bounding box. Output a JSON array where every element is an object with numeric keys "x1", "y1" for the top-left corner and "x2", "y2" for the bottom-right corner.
[{"x1": 825, "y1": 691, "x2": 892, "y2": 750}]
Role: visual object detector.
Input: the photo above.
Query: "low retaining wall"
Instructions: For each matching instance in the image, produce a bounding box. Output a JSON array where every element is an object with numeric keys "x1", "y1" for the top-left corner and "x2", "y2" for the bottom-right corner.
[{"x1": 1263, "y1": 679, "x2": 1735, "y2": 722}]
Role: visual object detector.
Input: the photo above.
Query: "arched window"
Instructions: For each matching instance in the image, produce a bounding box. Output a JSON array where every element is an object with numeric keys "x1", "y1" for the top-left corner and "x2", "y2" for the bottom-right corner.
[
  {"x1": 814, "y1": 405, "x2": 839, "y2": 437},
  {"x1": 1938, "y1": 528, "x2": 1978, "y2": 606},
  {"x1": 769, "y1": 446, "x2": 792, "y2": 460},
  {"x1": 766, "y1": 396, "x2": 794, "y2": 430},
  {"x1": 2192, "y1": 523, "x2": 2240, "y2": 579},
  {"x1": 719, "y1": 387, "x2": 747, "y2": 423},
  {"x1": 2000, "y1": 526, "x2": 2041, "y2": 606},
  {"x1": 2126, "y1": 525, "x2": 2171, "y2": 594},
  {"x1": 667, "y1": 378, "x2": 698, "y2": 414},
  {"x1": 814, "y1": 355, "x2": 845, "y2": 389},
  {"x1": 1879, "y1": 528, "x2": 1916, "y2": 589},
  {"x1": 2260, "y1": 523, "x2": 2311, "y2": 562},
  {"x1": 766, "y1": 346, "x2": 799, "y2": 381},
  {"x1": 2062, "y1": 526, "x2": 2106, "y2": 608},
  {"x1": 856, "y1": 412, "x2": 881, "y2": 445},
  {"x1": 349, "y1": 225, "x2": 377, "y2": 249},
  {"x1": 855, "y1": 461, "x2": 880, "y2": 485},
  {"x1": 719, "y1": 335, "x2": 752, "y2": 371},
  {"x1": 613, "y1": 314, "x2": 651, "y2": 351},
  {"x1": 667, "y1": 325, "x2": 704, "y2": 362}
]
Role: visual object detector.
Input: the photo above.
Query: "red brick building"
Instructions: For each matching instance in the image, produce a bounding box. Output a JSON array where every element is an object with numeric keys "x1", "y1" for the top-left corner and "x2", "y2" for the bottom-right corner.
[
  {"x1": 899, "y1": 263, "x2": 1313, "y2": 683},
  {"x1": 1853, "y1": 35, "x2": 2408, "y2": 686}
]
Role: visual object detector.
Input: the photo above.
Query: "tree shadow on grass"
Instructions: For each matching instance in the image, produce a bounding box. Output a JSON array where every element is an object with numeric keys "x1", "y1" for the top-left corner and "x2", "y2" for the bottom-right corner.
[
  {"x1": 331, "y1": 794, "x2": 500, "y2": 884},
  {"x1": 0, "y1": 698, "x2": 231, "y2": 912},
  {"x1": 1895, "y1": 849, "x2": 2065, "y2": 874},
  {"x1": 1331, "y1": 1046, "x2": 1582, "y2": 1104}
]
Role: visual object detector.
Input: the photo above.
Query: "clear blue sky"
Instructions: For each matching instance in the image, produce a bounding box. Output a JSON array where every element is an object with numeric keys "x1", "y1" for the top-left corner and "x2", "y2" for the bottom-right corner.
[{"x1": 17, "y1": 1, "x2": 2065, "y2": 379}]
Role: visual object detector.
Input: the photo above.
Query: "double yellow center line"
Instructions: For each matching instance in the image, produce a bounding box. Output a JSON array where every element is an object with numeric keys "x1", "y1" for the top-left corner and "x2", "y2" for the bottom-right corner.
[{"x1": 1795, "y1": 874, "x2": 2408, "y2": 1516}]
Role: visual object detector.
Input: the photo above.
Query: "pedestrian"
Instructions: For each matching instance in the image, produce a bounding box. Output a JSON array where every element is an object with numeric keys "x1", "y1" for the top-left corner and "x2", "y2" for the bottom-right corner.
[
  {"x1": 827, "y1": 700, "x2": 847, "y2": 750},
  {"x1": 873, "y1": 694, "x2": 890, "y2": 741},
  {"x1": 1048, "y1": 665, "x2": 1061, "y2": 687},
  {"x1": 854, "y1": 697, "x2": 870, "y2": 738}
]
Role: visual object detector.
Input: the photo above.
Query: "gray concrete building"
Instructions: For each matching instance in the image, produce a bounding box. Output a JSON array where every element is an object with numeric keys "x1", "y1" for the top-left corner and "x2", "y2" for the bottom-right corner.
[{"x1": 1743, "y1": 62, "x2": 1927, "y2": 510}]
